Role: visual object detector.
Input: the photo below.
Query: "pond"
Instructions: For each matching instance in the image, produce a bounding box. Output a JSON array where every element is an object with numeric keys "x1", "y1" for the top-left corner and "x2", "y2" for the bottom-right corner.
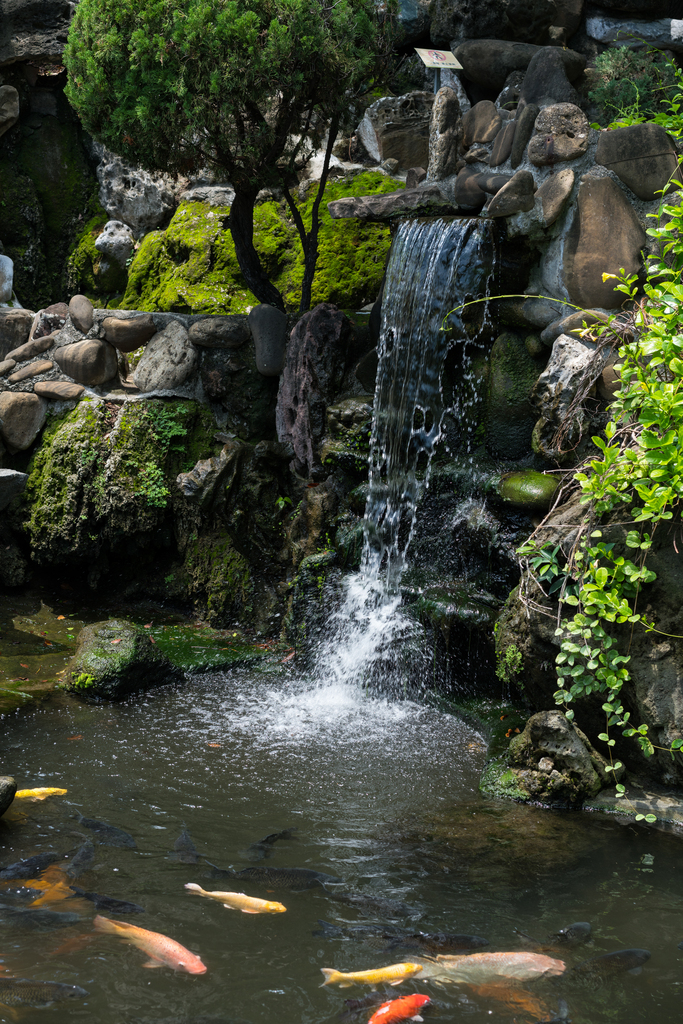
[{"x1": 1, "y1": 666, "x2": 681, "y2": 1024}]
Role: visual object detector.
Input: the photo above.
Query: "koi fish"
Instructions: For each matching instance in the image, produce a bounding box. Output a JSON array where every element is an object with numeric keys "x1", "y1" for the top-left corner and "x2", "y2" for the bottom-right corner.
[
  {"x1": 320, "y1": 963, "x2": 423, "y2": 988},
  {"x1": 184, "y1": 882, "x2": 286, "y2": 914},
  {"x1": 14, "y1": 788, "x2": 67, "y2": 801},
  {"x1": 207, "y1": 862, "x2": 341, "y2": 890},
  {"x1": 93, "y1": 915, "x2": 207, "y2": 973},
  {"x1": 244, "y1": 827, "x2": 298, "y2": 861},
  {"x1": 0, "y1": 852, "x2": 65, "y2": 880},
  {"x1": 369, "y1": 994, "x2": 431, "y2": 1024},
  {"x1": 68, "y1": 885, "x2": 145, "y2": 914},
  {"x1": 569, "y1": 948, "x2": 650, "y2": 980},
  {"x1": 74, "y1": 813, "x2": 136, "y2": 848},
  {"x1": 413, "y1": 951, "x2": 566, "y2": 985},
  {"x1": 170, "y1": 828, "x2": 199, "y2": 864},
  {"x1": 0, "y1": 978, "x2": 88, "y2": 1007}
]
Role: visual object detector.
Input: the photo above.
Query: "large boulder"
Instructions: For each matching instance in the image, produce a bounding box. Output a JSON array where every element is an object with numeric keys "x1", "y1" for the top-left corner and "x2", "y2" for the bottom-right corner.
[
  {"x1": 249, "y1": 304, "x2": 288, "y2": 377},
  {"x1": 327, "y1": 184, "x2": 454, "y2": 221},
  {"x1": 586, "y1": 10, "x2": 683, "y2": 52},
  {"x1": 54, "y1": 340, "x2": 119, "y2": 386},
  {"x1": 67, "y1": 619, "x2": 181, "y2": 700},
  {"x1": 486, "y1": 331, "x2": 540, "y2": 458},
  {"x1": 0, "y1": 0, "x2": 73, "y2": 64},
  {"x1": 455, "y1": 39, "x2": 539, "y2": 92},
  {"x1": 0, "y1": 777, "x2": 16, "y2": 818},
  {"x1": 357, "y1": 92, "x2": 434, "y2": 169},
  {"x1": 527, "y1": 103, "x2": 590, "y2": 166},
  {"x1": 0, "y1": 392, "x2": 47, "y2": 452},
  {"x1": 276, "y1": 304, "x2": 352, "y2": 478},
  {"x1": 563, "y1": 176, "x2": 647, "y2": 309},
  {"x1": 96, "y1": 150, "x2": 177, "y2": 236},
  {"x1": 429, "y1": 0, "x2": 584, "y2": 46},
  {"x1": 94, "y1": 220, "x2": 134, "y2": 290},
  {"x1": 519, "y1": 48, "x2": 584, "y2": 109},
  {"x1": 134, "y1": 320, "x2": 198, "y2": 392},
  {"x1": 200, "y1": 345, "x2": 279, "y2": 440},
  {"x1": 595, "y1": 124, "x2": 681, "y2": 201}
]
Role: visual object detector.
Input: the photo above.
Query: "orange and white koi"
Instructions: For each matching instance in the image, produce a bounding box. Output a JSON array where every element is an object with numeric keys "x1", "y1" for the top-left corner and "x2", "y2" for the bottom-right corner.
[{"x1": 93, "y1": 915, "x2": 207, "y2": 973}]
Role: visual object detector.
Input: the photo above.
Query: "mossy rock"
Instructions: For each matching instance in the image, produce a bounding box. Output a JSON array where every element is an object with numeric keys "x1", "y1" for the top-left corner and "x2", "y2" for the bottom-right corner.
[
  {"x1": 496, "y1": 470, "x2": 559, "y2": 511},
  {"x1": 183, "y1": 529, "x2": 255, "y2": 628},
  {"x1": 0, "y1": 776, "x2": 17, "y2": 818},
  {"x1": 66, "y1": 209, "x2": 115, "y2": 299},
  {"x1": 67, "y1": 619, "x2": 181, "y2": 700},
  {"x1": 486, "y1": 331, "x2": 542, "y2": 460},
  {"x1": 121, "y1": 172, "x2": 401, "y2": 315}
]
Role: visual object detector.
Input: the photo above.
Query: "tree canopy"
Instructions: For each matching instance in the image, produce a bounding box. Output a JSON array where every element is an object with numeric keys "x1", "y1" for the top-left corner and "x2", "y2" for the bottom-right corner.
[{"x1": 64, "y1": 0, "x2": 396, "y2": 310}]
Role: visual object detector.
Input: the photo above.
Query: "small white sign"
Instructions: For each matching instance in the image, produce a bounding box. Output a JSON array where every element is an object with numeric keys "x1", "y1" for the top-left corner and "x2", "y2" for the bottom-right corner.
[{"x1": 414, "y1": 48, "x2": 463, "y2": 70}]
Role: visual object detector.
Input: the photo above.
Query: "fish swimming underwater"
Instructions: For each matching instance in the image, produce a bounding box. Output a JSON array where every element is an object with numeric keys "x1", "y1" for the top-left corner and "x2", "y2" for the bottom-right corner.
[
  {"x1": 368, "y1": 994, "x2": 431, "y2": 1024},
  {"x1": 548, "y1": 922, "x2": 591, "y2": 946},
  {"x1": 0, "y1": 852, "x2": 65, "y2": 880},
  {"x1": 568, "y1": 948, "x2": 650, "y2": 981},
  {"x1": 313, "y1": 920, "x2": 488, "y2": 954},
  {"x1": 64, "y1": 841, "x2": 95, "y2": 879},
  {"x1": 185, "y1": 883, "x2": 286, "y2": 914},
  {"x1": 339, "y1": 992, "x2": 388, "y2": 1020},
  {"x1": 93, "y1": 915, "x2": 207, "y2": 973},
  {"x1": 14, "y1": 787, "x2": 67, "y2": 801},
  {"x1": 412, "y1": 951, "x2": 566, "y2": 985},
  {"x1": 0, "y1": 902, "x2": 81, "y2": 930},
  {"x1": 244, "y1": 828, "x2": 298, "y2": 862},
  {"x1": 0, "y1": 978, "x2": 88, "y2": 1007},
  {"x1": 320, "y1": 963, "x2": 424, "y2": 988},
  {"x1": 207, "y1": 863, "x2": 341, "y2": 890},
  {"x1": 68, "y1": 885, "x2": 145, "y2": 914},
  {"x1": 74, "y1": 813, "x2": 137, "y2": 848},
  {"x1": 170, "y1": 829, "x2": 200, "y2": 864},
  {"x1": 329, "y1": 893, "x2": 416, "y2": 919}
]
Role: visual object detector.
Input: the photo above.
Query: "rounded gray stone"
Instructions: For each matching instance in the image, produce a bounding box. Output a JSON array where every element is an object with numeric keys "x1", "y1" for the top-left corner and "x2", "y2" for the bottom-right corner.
[
  {"x1": 134, "y1": 320, "x2": 198, "y2": 392},
  {"x1": 188, "y1": 316, "x2": 250, "y2": 349},
  {"x1": 0, "y1": 392, "x2": 47, "y2": 453},
  {"x1": 249, "y1": 304, "x2": 288, "y2": 377},
  {"x1": 102, "y1": 314, "x2": 157, "y2": 353},
  {"x1": 69, "y1": 294, "x2": 94, "y2": 334},
  {"x1": 0, "y1": 469, "x2": 28, "y2": 510}
]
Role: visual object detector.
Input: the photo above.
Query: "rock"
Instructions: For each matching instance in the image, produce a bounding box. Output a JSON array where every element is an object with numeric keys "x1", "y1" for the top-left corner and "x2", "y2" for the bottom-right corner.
[
  {"x1": 6, "y1": 332, "x2": 57, "y2": 362},
  {"x1": 497, "y1": 296, "x2": 564, "y2": 330},
  {"x1": 249, "y1": 304, "x2": 289, "y2": 377},
  {"x1": 134, "y1": 320, "x2": 197, "y2": 392},
  {"x1": 489, "y1": 120, "x2": 516, "y2": 166},
  {"x1": 598, "y1": 361, "x2": 621, "y2": 402},
  {"x1": 327, "y1": 184, "x2": 454, "y2": 221},
  {"x1": 32, "y1": 304, "x2": 68, "y2": 339},
  {"x1": 354, "y1": 348, "x2": 379, "y2": 392},
  {"x1": 510, "y1": 103, "x2": 539, "y2": 168},
  {"x1": 455, "y1": 167, "x2": 488, "y2": 211},
  {"x1": 0, "y1": 0, "x2": 73, "y2": 64},
  {"x1": 188, "y1": 316, "x2": 250, "y2": 349},
  {"x1": 96, "y1": 149, "x2": 177, "y2": 236},
  {"x1": 462, "y1": 100, "x2": 502, "y2": 148},
  {"x1": 477, "y1": 171, "x2": 512, "y2": 193},
  {"x1": 427, "y1": 87, "x2": 462, "y2": 182},
  {"x1": 67, "y1": 619, "x2": 181, "y2": 701},
  {"x1": 532, "y1": 332, "x2": 605, "y2": 442},
  {"x1": 464, "y1": 145, "x2": 490, "y2": 164},
  {"x1": 8, "y1": 359, "x2": 53, "y2": 383},
  {"x1": 536, "y1": 167, "x2": 575, "y2": 226},
  {"x1": 527, "y1": 103, "x2": 590, "y2": 166},
  {"x1": 0, "y1": 358, "x2": 16, "y2": 375},
  {"x1": 95, "y1": 219, "x2": 135, "y2": 267},
  {"x1": 429, "y1": 0, "x2": 584, "y2": 46},
  {"x1": 0, "y1": 309, "x2": 33, "y2": 357},
  {"x1": 485, "y1": 169, "x2": 536, "y2": 217},
  {"x1": 586, "y1": 10, "x2": 683, "y2": 52},
  {"x1": 405, "y1": 167, "x2": 427, "y2": 188},
  {"x1": 497, "y1": 469, "x2": 559, "y2": 510},
  {"x1": 595, "y1": 124, "x2": 681, "y2": 201},
  {"x1": 506, "y1": 710, "x2": 611, "y2": 805},
  {"x1": 0, "y1": 255, "x2": 13, "y2": 303},
  {"x1": 0, "y1": 392, "x2": 47, "y2": 452},
  {"x1": 102, "y1": 314, "x2": 157, "y2": 353},
  {"x1": 540, "y1": 309, "x2": 608, "y2": 347},
  {"x1": 396, "y1": 0, "x2": 431, "y2": 42},
  {"x1": 356, "y1": 92, "x2": 434, "y2": 169},
  {"x1": 200, "y1": 346, "x2": 278, "y2": 440},
  {"x1": 563, "y1": 176, "x2": 647, "y2": 309},
  {"x1": 519, "y1": 48, "x2": 584, "y2": 109},
  {"x1": 0, "y1": 86, "x2": 19, "y2": 139},
  {"x1": 68, "y1": 295, "x2": 94, "y2": 335},
  {"x1": 0, "y1": 777, "x2": 16, "y2": 818},
  {"x1": 0, "y1": 469, "x2": 28, "y2": 511},
  {"x1": 176, "y1": 445, "x2": 234, "y2": 511},
  {"x1": 34, "y1": 381, "x2": 85, "y2": 401},
  {"x1": 54, "y1": 340, "x2": 118, "y2": 386},
  {"x1": 276, "y1": 304, "x2": 352, "y2": 478},
  {"x1": 455, "y1": 40, "x2": 540, "y2": 92},
  {"x1": 487, "y1": 331, "x2": 540, "y2": 459}
]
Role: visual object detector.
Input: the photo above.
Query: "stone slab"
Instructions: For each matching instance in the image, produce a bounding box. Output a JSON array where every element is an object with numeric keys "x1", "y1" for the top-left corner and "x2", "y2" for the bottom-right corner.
[{"x1": 327, "y1": 184, "x2": 455, "y2": 221}]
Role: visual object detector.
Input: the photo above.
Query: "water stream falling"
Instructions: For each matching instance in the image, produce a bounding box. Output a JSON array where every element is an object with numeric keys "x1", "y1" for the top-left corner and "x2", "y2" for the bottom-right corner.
[{"x1": 314, "y1": 217, "x2": 495, "y2": 692}]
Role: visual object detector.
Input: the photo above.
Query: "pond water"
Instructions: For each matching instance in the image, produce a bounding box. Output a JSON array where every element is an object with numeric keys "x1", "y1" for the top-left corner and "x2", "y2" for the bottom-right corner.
[{"x1": 1, "y1": 668, "x2": 683, "y2": 1024}]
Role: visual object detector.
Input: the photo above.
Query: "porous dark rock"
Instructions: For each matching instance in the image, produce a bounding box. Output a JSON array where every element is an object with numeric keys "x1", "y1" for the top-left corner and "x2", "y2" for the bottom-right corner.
[
  {"x1": 55, "y1": 340, "x2": 119, "y2": 386},
  {"x1": 0, "y1": 392, "x2": 47, "y2": 453},
  {"x1": 563, "y1": 176, "x2": 647, "y2": 309},
  {"x1": 485, "y1": 169, "x2": 536, "y2": 217},
  {"x1": 67, "y1": 619, "x2": 181, "y2": 701},
  {"x1": 276, "y1": 304, "x2": 352, "y2": 478},
  {"x1": 536, "y1": 167, "x2": 575, "y2": 226},
  {"x1": 0, "y1": 777, "x2": 16, "y2": 818},
  {"x1": 462, "y1": 100, "x2": 502, "y2": 148},
  {"x1": 595, "y1": 123, "x2": 682, "y2": 201},
  {"x1": 510, "y1": 103, "x2": 539, "y2": 168},
  {"x1": 0, "y1": 0, "x2": 74, "y2": 64},
  {"x1": 0, "y1": 469, "x2": 27, "y2": 510},
  {"x1": 188, "y1": 316, "x2": 250, "y2": 349},
  {"x1": 134, "y1": 321, "x2": 197, "y2": 392},
  {"x1": 489, "y1": 120, "x2": 516, "y2": 167},
  {"x1": 68, "y1": 295, "x2": 94, "y2": 335},
  {"x1": 528, "y1": 103, "x2": 589, "y2": 166},
  {"x1": 176, "y1": 444, "x2": 236, "y2": 512},
  {"x1": 429, "y1": 0, "x2": 584, "y2": 46},
  {"x1": 8, "y1": 359, "x2": 53, "y2": 383},
  {"x1": 455, "y1": 39, "x2": 540, "y2": 92},
  {"x1": 0, "y1": 309, "x2": 34, "y2": 358},
  {"x1": 200, "y1": 346, "x2": 279, "y2": 440},
  {"x1": 34, "y1": 381, "x2": 85, "y2": 401},
  {"x1": 357, "y1": 92, "x2": 434, "y2": 168},
  {"x1": 102, "y1": 314, "x2": 157, "y2": 352},
  {"x1": 249, "y1": 304, "x2": 289, "y2": 377},
  {"x1": 427, "y1": 87, "x2": 462, "y2": 181},
  {"x1": 32, "y1": 304, "x2": 68, "y2": 339},
  {"x1": 519, "y1": 48, "x2": 584, "y2": 109}
]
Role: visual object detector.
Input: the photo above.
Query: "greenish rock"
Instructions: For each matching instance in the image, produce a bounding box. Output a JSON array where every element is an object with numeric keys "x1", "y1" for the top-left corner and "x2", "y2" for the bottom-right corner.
[
  {"x1": 496, "y1": 470, "x2": 559, "y2": 511},
  {"x1": 0, "y1": 776, "x2": 16, "y2": 818},
  {"x1": 182, "y1": 529, "x2": 255, "y2": 628},
  {"x1": 321, "y1": 395, "x2": 373, "y2": 477},
  {"x1": 67, "y1": 619, "x2": 182, "y2": 700},
  {"x1": 486, "y1": 331, "x2": 542, "y2": 459},
  {"x1": 479, "y1": 759, "x2": 529, "y2": 801},
  {"x1": 121, "y1": 172, "x2": 399, "y2": 315},
  {"x1": 320, "y1": 438, "x2": 369, "y2": 476},
  {"x1": 413, "y1": 583, "x2": 498, "y2": 650},
  {"x1": 284, "y1": 550, "x2": 341, "y2": 657},
  {"x1": 347, "y1": 483, "x2": 369, "y2": 517},
  {"x1": 150, "y1": 623, "x2": 270, "y2": 672},
  {"x1": 336, "y1": 516, "x2": 365, "y2": 569},
  {"x1": 200, "y1": 345, "x2": 278, "y2": 441}
]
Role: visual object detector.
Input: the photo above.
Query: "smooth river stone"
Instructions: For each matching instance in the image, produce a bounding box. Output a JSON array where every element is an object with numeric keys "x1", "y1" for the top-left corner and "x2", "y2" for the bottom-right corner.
[
  {"x1": 7, "y1": 332, "x2": 57, "y2": 362},
  {"x1": 34, "y1": 381, "x2": 85, "y2": 400},
  {"x1": 249, "y1": 305, "x2": 288, "y2": 377},
  {"x1": 536, "y1": 167, "x2": 574, "y2": 226},
  {"x1": 485, "y1": 170, "x2": 535, "y2": 217},
  {"x1": 0, "y1": 358, "x2": 16, "y2": 376},
  {"x1": 188, "y1": 316, "x2": 250, "y2": 349},
  {"x1": 595, "y1": 123, "x2": 682, "y2": 201},
  {"x1": 462, "y1": 100, "x2": 502, "y2": 148},
  {"x1": 8, "y1": 359, "x2": 53, "y2": 383},
  {"x1": 102, "y1": 314, "x2": 157, "y2": 352},
  {"x1": 54, "y1": 340, "x2": 119, "y2": 385},
  {"x1": 68, "y1": 294, "x2": 94, "y2": 334},
  {"x1": 0, "y1": 392, "x2": 47, "y2": 452}
]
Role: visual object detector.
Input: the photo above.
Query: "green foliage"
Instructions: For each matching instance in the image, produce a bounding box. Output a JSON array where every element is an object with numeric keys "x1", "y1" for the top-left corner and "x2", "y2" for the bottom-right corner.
[
  {"x1": 496, "y1": 644, "x2": 523, "y2": 685},
  {"x1": 589, "y1": 46, "x2": 679, "y2": 125},
  {"x1": 71, "y1": 672, "x2": 95, "y2": 691}
]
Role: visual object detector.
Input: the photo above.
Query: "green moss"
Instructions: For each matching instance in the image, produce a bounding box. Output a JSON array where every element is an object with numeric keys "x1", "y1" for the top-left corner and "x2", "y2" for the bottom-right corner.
[
  {"x1": 480, "y1": 758, "x2": 529, "y2": 801},
  {"x1": 183, "y1": 531, "x2": 254, "y2": 626},
  {"x1": 121, "y1": 172, "x2": 401, "y2": 314},
  {"x1": 66, "y1": 208, "x2": 110, "y2": 299}
]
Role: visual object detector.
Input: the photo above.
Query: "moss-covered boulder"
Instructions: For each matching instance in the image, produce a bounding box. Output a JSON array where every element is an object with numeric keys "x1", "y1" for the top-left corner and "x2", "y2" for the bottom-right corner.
[
  {"x1": 120, "y1": 172, "x2": 401, "y2": 315},
  {"x1": 487, "y1": 332, "x2": 543, "y2": 459},
  {"x1": 67, "y1": 619, "x2": 181, "y2": 700},
  {"x1": 496, "y1": 469, "x2": 559, "y2": 511}
]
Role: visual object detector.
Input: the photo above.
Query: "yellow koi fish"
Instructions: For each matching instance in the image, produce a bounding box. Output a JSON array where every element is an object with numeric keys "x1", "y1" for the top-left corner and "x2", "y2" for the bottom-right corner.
[
  {"x1": 320, "y1": 963, "x2": 423, "y2": 988},
  {"x1": 184, "y1": 882, "x2": 286, "y2": 914},
  {"x1": 15, "y1": 788, "x2": 67, "y2": 801}
]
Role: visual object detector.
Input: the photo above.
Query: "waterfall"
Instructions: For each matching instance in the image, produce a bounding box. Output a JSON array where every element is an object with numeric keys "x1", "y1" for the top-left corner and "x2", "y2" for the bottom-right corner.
[{"x1": 315, "y1": 216, "x2": 495, "y2": 692}]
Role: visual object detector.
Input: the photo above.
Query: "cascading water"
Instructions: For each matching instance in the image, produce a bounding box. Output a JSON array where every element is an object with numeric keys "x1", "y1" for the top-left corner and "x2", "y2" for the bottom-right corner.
[{"x1": 315, "y1": 217, "x2": 495, "y2": 692}]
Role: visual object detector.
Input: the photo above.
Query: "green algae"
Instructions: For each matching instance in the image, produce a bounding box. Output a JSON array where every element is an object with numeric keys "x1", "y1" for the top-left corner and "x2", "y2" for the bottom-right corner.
[
  {"x1": 121, "y1": 172, "x2": 401, "y2": 314},
  {"x1": 150, "y1": 623, "x2": 269, "y2": 671},
  {"x1": 182, "y1": 530, "x2": 254, "y2": 627}
]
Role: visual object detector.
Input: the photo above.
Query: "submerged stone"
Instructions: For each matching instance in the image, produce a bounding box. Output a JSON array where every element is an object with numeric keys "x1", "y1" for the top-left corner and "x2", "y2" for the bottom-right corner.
[{"x1": 496, "y1": 470, "x2": 559, "y2": 511}]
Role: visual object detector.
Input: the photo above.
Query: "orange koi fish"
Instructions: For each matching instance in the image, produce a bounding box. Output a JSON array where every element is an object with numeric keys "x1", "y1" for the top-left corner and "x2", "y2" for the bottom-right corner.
[{"x1": 93, "y1": 915, "x2": 207, "y2": 973}]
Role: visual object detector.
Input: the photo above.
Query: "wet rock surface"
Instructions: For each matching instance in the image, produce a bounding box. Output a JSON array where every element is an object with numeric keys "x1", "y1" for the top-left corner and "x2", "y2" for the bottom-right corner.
[
  {"x1": 68, "y1": 619, "x2": 182, "y2": 701},
  {"x1": 0, "y1": 777, "x2": 16, "y2": 818}
]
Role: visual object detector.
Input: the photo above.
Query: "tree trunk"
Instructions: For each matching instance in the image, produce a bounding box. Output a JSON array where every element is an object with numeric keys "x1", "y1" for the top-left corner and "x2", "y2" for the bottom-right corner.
[
  {"x1": 299, "y1": 115, "x2": 340, "y2": 315},
  {"x1": 230, "y1": 188, "x2": 285, "y2": 311}
]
